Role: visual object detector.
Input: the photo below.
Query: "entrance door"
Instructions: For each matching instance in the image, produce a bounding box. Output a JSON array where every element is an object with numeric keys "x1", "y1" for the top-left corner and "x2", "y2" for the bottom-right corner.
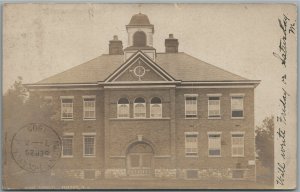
[{"x1": 126, "y1": 142, "x2": 154, "y2": 177}]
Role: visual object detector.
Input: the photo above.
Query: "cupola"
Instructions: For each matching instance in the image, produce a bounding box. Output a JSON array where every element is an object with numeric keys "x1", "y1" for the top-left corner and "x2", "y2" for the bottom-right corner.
[{"x1": 124, "y1": 13, "x2": 156, "y2": 61}]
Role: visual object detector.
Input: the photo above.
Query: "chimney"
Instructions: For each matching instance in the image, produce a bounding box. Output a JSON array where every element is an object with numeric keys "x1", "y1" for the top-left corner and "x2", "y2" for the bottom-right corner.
[
  {"x1": 109, "y1": 35, "x2": 123, "y2": 55},
  {"x1": 165, "y1": 34, "x2": 179, "y2": 53}
]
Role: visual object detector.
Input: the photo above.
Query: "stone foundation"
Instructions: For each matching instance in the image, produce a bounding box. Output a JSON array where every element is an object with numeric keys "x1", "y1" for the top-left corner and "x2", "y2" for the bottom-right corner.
[
  {"x1": 51, "y1": 167, "x2": 254, "y2": 181},
  {"x1": 177, "y1": 168, "x2": 254, "y2": 180},
  {"x1": 105, "y1": 169, "x2": 127, "y2": 178},
  {"x1": 154, "y1": 169, "x2": 177, "y2": 179},
  {"x1": 52, "y1": 169, "x2": 102, "y2": 180}
]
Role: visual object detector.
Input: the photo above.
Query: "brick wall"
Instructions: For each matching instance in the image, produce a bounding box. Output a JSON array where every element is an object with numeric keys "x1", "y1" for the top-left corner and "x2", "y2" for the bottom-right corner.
[{"x1": 34, "y1": 86, "x2": 256, "y2": 180}]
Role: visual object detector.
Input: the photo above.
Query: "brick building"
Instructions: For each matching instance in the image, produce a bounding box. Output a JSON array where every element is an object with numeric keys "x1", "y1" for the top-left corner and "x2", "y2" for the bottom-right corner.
[{"x1": 27, "y1": 13, "x2": 260, "y2": 180}]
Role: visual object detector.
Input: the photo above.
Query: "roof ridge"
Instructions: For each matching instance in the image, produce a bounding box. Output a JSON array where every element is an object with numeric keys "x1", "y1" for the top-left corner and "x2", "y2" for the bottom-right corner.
[{"x1": 182, "y1": 52, "x2": 249, "y2": 80}]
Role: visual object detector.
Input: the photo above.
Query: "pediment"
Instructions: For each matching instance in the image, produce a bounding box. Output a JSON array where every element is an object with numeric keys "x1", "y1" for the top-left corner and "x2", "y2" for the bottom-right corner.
[{"x1": 105, "y1": 51, "x2": 175, "y2": 83}]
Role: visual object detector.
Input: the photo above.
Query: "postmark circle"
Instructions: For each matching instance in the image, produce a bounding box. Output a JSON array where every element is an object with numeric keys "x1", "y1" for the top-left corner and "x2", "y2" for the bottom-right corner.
[{"x1": 11, "y1": 123, "x2": 61, "y2": 173}]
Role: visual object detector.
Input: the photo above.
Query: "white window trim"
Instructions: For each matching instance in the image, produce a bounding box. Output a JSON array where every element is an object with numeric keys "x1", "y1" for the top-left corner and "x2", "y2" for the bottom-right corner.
[
  {"x1": 83, "y1": 97, "x2": 96, "y2": 120},
  {"x1": 206, "y1": 93, "x2": 222, "y2": 97},
  {"x1": 231, "y1": 133, "x2": 245, "y2": 157},
  {"x1": 150, "y1": 104, "x2": 162, "y2": 118},
  {"x1": 184, "y1": 94, "x2": 198, "y2": 119},
  {"x1": 185, "y1": 132, "x2": 199, "y2": 157},
  {"x1": 231, "y1": 95, "x2": 244, "y2": 119},
  {"x1": 61, "y1": 134, "x2": 74, "y2": 158},
  {"x1": 60, "y1": 97, "x2": 74, "y2": 120},
  {"x1": 208, "y1": 96, "x2": 221, "y2": 119},
  {"x1": 133, "y1": 100, "x2": 146, "y2": 118},
  {"x1": 117, "y1": 98, "x2": 130, "y2": 119},
  {"x1": 184, "y1": 94, "x2": 199, "y2": 97},
  {"x1": 82, "y1": 95, "x2": 96, "y2": 99},
  {"x1": 82, "y1": 132, "x2": 96, "y2": 136},
  {"x1": 230, "y1": 93, "x2": 245, "y2": 97},
  {"x1": 63, "y1": 132, "x2": 75, "y2": 136},
  {"x1": 60, "y1": 96, "x2": 74, "y2": 99},
  {"x1": 83, "y1": 134, "x2": 96, "y2": 157},
  {"x1": 208, "y1": 132, "x2": 222, "y2": 157}
]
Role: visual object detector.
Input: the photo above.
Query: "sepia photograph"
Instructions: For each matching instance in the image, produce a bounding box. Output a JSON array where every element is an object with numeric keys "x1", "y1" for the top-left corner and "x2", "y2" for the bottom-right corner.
[{"x1": 2, "y1": 3, "x2": 297, "y2": 190}]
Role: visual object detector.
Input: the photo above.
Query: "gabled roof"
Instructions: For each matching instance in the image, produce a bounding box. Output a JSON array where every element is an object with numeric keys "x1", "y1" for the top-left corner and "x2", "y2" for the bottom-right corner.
[
  {"x1": 36, "y1": 52, "x2": 249, "y2": 85},
  {"x1": 105, "y1": 51, "x2": 176, "y2": 82}
]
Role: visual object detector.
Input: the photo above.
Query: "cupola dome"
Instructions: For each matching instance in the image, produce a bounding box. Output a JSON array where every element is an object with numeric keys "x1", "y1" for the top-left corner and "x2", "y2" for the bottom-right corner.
[{"x1": 128, "y1": 13, "x2": 152, "y2": 26}]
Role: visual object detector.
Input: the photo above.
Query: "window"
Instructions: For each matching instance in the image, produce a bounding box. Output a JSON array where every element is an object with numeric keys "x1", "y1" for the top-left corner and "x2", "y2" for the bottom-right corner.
[
  {"x1": 83, "y1": 97, "x2": 96, "y2": 120},
  {"x1": 185, "y1": 94, "x2": 198, "y2": 118},
  {"x1": 62, "y1": 135, "x2": 73, "y2": 157},
  {"x1": 150, "y1": 97, "x2": 162, "y2": 118},
  {"x1": 134, "y1": 97, "x2": 146, "y2": 118},
  {"x1": 231, "y1": 96, "x2": 244, "y2": 118},
  {"x1": 118, "y1": 98, "x2": 130, "y2": 118},
  {"x1": 208, "y1": 133, "x2": 221, "y2": 157},
  {"x1": 133, "y1": 31, "x2": 147, "y2": 47},
  {"x1": 61, "y1": 97, "x2": 73, "y2": 120},
  {"x1": 208, "y1": 96, "x2": 220, "y2": 118},
  {"x1": 185, "y1": 132, "x2": 198, "y2": 156},
  {"x1": 232, "y1": 133, "x2": 244, "y2": 157},
  {"x1": 83, "y1": 135, "x2": 95, "y2": 157}
]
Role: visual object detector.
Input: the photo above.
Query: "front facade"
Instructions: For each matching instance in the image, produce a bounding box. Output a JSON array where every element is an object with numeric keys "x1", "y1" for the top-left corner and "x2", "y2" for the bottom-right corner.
[{"x1": 27, "y1": 13, "x2": 259, "y2": 181}]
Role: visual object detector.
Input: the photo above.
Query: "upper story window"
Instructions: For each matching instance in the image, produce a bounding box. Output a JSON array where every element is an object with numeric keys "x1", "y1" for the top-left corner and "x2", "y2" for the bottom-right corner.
[
  {"x1": 185, "y1": 132, "x2": 198, "y2": 157},
  {"x1": 150, "y1": 97, "x2": 162, "y2": 118},
  {"x1": 231, "y1": 133, "x2": 244, "y2": 157},
  {"x1": 133, "y1": 31, "x2": 146, "y2": 47},
  {"x1": 62, "y1": 134, "x2": 73, "y2": 157},
  {"x1": 185, "y1": 94, "x2": 198, "y2": 118},
  {"x1": 208, "y1": 95, "x2": 221, "y2": 119},
  {"x1": 61, "y1": 96, "x2": 74, "y2": 120},
  {"x1": 118, "y1": 98, "x2": 130, "y2": 118},
  {"x1": 83, "y1": 96, "x2": 96, "y2": 120},
  {"x1": 208, "y1": 133, "x2": 221, "y2": 157},
  {"x1": 231, "y1": 95, "x2": 244, "y2": 118},
  {"x1": 134, "y1": 97, "x2": 146, "y2": 118}
]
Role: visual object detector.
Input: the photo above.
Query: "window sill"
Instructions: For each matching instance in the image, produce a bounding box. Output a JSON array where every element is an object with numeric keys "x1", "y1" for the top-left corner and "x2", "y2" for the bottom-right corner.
[
  {"x1": 61, "y1": 156, "x2": 73, "y2": 158},
  {"x1": 110, "y1": 117, "x2": 171, "y2": 121},
  {"x1": 232, "y1": 155, "x2": 245, "y2": 157},
  {"x1": 231, "y1": 117, "x2": 245, "y2": 120},
  {"x1": 208, "y1": 155, "x2": 222, "y2": 158},
  {"x1": 185, "y1": 155, "x2": 199, "y2": 158},
  {"x1": 83, "y1": 155, "x2": 96, "y2": 158},
  {"x1": 185, "y1": 117, "x2": 198, "y2": 120},
  {"x1": 83, "y1": 118, "x2": 96, "y2": 121},
  {"x1": 208, "y1": 117, "x2": 221, "y2": 120},
  {"x1": 61, "y1": 119, "x2": 74, "y2": 121}
]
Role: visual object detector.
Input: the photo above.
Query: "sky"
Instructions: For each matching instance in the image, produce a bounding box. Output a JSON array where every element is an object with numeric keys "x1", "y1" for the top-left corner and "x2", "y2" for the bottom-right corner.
[{"x1": 3, "y1": 4, "x2": 297, "y2": 126}]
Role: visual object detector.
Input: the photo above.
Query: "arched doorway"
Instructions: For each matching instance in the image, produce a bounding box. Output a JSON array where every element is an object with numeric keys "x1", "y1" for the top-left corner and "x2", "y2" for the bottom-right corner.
[{"x1": 126, "y1": 142, "x2": 154, "y2": 177}]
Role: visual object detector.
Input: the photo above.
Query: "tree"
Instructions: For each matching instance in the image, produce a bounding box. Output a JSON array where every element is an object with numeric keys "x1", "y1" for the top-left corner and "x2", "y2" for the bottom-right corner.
[
  {"x1": 255, "y1": 116, "x2": 274, "y2": 170},
  {"x1": 3, "y1": 77, "x2": 62, "y2": 186}
]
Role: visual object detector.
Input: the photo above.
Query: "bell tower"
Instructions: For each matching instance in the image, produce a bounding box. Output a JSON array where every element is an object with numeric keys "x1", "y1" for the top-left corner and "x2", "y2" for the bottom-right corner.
[{"x1": 124, "y1": 13, "x2": 156, "y2": 61}]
